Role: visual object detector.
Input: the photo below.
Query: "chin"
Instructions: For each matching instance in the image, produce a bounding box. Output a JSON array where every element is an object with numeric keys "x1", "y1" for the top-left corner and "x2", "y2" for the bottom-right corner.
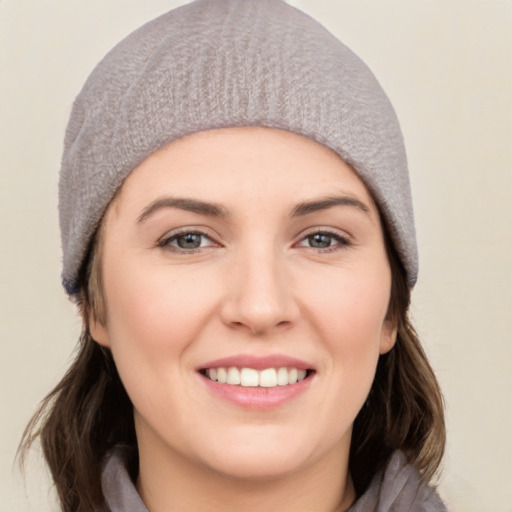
[
  {"x1": 191, "y1": 427, "x2": 337, "y2": 482},
  {"x1": 203, "y1": 450, "x2": 308, "y2": 482}
]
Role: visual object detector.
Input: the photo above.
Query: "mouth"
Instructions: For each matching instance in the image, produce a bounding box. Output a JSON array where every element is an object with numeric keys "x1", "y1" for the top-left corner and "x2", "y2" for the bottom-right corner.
[
  {"x1": 199, "y1": 366, "x2": 315, "y2": 388},
  {"x1": 197, "y1": 355, "x2": 316, "y2": 407}
]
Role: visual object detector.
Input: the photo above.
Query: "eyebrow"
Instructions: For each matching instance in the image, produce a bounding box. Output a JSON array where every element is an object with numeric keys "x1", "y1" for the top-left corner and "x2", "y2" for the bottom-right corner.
[
  {"x1": 137, "y1": 197, "x2": 229, "y2": 223},
  {"x1": 290, "y1": 196, "x2": 371, "y2": 217},
  {"x1": 137, "y1": 194, "x2": 371, "y2": 224}
]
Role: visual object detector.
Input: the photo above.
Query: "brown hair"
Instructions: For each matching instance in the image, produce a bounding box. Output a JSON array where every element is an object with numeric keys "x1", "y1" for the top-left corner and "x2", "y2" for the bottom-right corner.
[{"x1": 20, "y1": 224, "x2": 445, "y2": 510}]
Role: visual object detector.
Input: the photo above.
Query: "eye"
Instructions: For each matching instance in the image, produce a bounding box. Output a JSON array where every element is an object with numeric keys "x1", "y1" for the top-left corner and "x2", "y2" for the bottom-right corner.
[
  {"x1": 297, "y1": 230, "x2": 351, "y2": 251},
  {"x1": 158, "y1": 230, "x2": 216, "y2": 252}
]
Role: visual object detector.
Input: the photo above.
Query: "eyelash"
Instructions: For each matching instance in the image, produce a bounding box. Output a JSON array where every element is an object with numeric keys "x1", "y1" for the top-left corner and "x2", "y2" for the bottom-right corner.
[
  {"x1": 157, "y1": 228, "x2": 351, "y2": 254},
  {"x1": 158, "y1": 229, "x2": 218, "y2": 254},
  {"x1": 295, "y1": 229, "x2": 351, "y2": 253}
]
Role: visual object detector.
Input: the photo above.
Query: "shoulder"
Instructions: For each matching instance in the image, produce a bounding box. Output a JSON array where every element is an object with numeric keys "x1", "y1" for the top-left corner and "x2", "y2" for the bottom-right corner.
[{"x1": 349, "y1": 451, "x2": 447, "y2": 512}]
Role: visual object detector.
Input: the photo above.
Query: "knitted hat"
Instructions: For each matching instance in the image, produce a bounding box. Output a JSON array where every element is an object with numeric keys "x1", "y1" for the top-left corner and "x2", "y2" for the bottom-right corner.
[{"x1": 59, "y1": 0, "x2": 417, "y2": 295}]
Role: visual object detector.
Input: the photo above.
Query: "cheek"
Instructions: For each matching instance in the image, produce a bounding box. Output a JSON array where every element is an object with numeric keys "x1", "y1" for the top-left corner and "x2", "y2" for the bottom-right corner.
[
  {"x1": 304, "y1": 261, "x2": 391, "y2": 344},
  {"x1": 301, "y1": 263, "x2": 391, "y2": 395},
  {"x1": 100, "y1": 256, "x2": 224, "y2": 409},
  {"x1": 100, "y1": 260, "x2": 223, "y2": 431},
  {"x1": 104, "y1": 259, "x2": 216, "y2": 345}
]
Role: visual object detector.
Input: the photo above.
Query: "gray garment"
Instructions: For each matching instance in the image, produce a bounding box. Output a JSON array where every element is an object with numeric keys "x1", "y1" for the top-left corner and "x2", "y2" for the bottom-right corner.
[
  {"x1": 100, "y1": 448, "x2": 446, "y2": 511},
  {"x1": 348, "y1": 452, "x2": 446, "y2": 512}
]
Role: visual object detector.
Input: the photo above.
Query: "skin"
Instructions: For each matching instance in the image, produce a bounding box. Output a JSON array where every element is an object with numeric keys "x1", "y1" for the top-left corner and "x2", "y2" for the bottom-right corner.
[{"x1": 91, "y1": 127, "x2": 397, "y2": 512}]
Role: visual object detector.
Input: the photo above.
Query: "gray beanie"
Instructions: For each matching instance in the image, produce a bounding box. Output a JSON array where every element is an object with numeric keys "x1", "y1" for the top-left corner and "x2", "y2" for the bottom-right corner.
[{"x1": 59, "y1": 0, "x2": 417, "y2": 295}]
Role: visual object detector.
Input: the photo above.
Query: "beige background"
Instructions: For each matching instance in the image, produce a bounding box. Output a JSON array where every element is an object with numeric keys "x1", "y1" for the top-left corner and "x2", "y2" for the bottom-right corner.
[{"x1": 1, "y1": 1, "x2": 511, "y2": 510}]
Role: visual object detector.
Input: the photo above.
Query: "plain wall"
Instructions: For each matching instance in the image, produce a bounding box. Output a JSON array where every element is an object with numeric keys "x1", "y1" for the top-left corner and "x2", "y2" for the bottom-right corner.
[{"x1": 1, "y1": 1, "x2": 511, "y2": 510}]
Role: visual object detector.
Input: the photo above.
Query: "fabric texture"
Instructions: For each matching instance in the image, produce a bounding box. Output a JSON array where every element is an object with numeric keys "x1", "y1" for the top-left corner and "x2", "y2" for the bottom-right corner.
[
  {"x1": 59, "y1": 0, "x2": 418, "y2": 295},
  {"x1": 100, "y1": 447, "x2": 446, "y2": 511}
]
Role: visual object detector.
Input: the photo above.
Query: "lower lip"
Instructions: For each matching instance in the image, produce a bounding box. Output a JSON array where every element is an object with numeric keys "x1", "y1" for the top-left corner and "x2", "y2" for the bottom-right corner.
[{"x1": 199, "y1": 374, "x2": 313, "y2": 409}]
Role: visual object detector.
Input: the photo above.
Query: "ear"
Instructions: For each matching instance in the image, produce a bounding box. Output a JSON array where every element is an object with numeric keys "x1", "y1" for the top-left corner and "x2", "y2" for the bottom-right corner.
[
  {"x1": 89, "y1": 313, "x2": 111, "y2": 348},
  {"x1": 379, "y1": 319, "x2": 397, "y2": 355}
]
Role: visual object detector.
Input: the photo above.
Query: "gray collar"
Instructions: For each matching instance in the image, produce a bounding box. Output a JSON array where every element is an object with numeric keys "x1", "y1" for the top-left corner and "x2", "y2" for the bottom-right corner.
[{"x1": 101, "y1": 448, "x2": 445, "y2": 512}]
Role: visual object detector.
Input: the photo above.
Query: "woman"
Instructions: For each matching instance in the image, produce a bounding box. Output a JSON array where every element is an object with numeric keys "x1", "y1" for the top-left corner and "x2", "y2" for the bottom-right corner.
[{"x1": 21, "y1": 1, "x2": 446, "y2": 510}]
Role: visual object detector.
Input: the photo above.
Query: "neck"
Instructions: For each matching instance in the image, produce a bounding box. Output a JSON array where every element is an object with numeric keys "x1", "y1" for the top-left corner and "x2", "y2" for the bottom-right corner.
[{"x1": 136, "y1": 436, "x2": 356, "y2": 512}]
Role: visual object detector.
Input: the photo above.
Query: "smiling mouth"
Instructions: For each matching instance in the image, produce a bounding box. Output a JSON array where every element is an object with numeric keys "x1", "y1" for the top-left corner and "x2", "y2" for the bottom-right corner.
[{"x1": 199, "y1": 367, "x2": 315, "y2": 388}]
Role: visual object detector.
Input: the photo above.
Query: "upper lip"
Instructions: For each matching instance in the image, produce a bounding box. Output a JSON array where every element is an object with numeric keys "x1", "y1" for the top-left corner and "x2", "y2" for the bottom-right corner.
[{"x1": 198, "y1": 354, "x2": 314, "y2": 371}]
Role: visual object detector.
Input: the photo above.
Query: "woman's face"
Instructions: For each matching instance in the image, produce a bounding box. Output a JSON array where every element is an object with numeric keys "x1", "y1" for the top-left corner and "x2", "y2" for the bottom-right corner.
[{"x1": 91, "y1": 127, "x2": 396, "y2": 481}]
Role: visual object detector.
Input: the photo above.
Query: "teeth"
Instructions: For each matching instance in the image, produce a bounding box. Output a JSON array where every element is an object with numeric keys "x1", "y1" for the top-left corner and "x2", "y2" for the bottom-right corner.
[
  {"x1": 259, "y1": 368, "x2": 277, "y2": 387},
  {"x1": 277, "y1": 367, "x2": 289, "y2": 386},
  {"x1": 227, "y1": 367, "x2": 241, "y2": 385},
  {"x1": 217, "y1": 367, "x2": 227, "y2": 383},
  {"x1": 240, "y1": 368, "x2": 259, "y2": 387},
  {"x1": 205, "y1": 367, "x2": 310, "y2": 387}
]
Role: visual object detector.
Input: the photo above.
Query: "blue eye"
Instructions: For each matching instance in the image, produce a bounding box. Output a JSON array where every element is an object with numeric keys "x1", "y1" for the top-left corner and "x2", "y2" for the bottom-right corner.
[
  {"x1": 307, "y1": 233, "x2": 335, "y2": 248},
  {"x1": 298, "y1": 231, "x2": 350, "y2": 251},
  {"x1": 159, "y1": 231, "x2": 214, "y2": 252}
]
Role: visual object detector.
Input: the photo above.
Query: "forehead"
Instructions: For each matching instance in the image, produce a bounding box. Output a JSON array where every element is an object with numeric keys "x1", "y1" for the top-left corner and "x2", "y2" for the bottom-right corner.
[{"x1": 109, "y1": 126, "x2": 379, "y2": 220}]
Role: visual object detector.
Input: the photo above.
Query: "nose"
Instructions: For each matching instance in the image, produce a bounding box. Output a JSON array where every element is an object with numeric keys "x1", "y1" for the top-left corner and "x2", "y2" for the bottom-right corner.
[{"x1": 220, "y1": 246, "x2": 300, "y2": 336}]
